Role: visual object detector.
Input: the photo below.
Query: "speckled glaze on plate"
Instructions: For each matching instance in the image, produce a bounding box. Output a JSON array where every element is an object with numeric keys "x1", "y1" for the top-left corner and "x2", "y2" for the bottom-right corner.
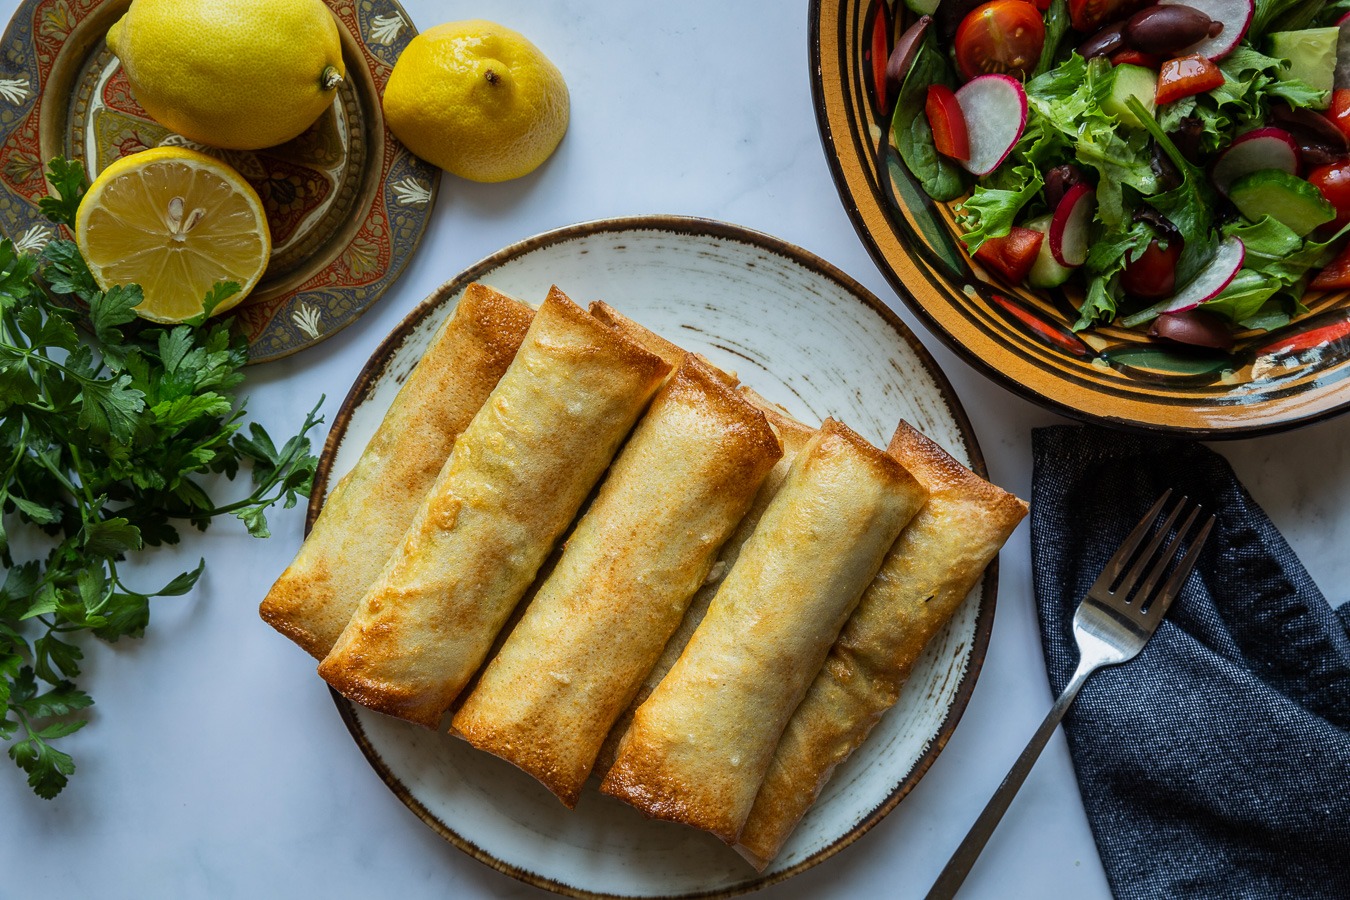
[
  {"x1": 811, "y1": 0, "x2": 1350, "y2": 437},
  {"x1": 0, "y1": 0, "x2": 438, "y2": 363},
  {"x1": 312, "y1": 216, "x2": 997, "y2": 898}
]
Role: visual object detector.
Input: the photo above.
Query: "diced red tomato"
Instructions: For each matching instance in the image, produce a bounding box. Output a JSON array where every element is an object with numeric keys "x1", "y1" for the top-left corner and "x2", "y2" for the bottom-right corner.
[
  {"x1": 926, "y1": 85, "x2": 971, "y2": 160},
  {"x1": 1068, "y1": 0, "x2": 1147, "y2": 33},
  {"x1": 1155, "y1": 55, "x2": 1224, "y2": 106},
  {"x1": 1308, "y1": 161, "x2": 1350, "y2": 230},
  {"x1": 1109, "y1": 48, "x2": 1162, "y2": 68},
  {"x1": 954, "y1": 0, "x2": 1046, "y2": 82},
  {"x1": 973, "y1": 227, "x2": 1044, "y2": 283},
  {"x1": 1310, "y1": 239, "x2": 1350, "y2": 290},
  {"x1": 1330, "y1": 89, "x2": 1350, "y2": 145}
]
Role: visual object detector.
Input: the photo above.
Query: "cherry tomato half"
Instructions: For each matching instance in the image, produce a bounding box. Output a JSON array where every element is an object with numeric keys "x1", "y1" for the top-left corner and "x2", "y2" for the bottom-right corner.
[
  {"x1": 1121, "y1": 237, "x2": 1182, "y2": 300},
  {"x1": 1331, "y1": 89, "x2": 1350, "y2": 145},
  {"x1": 954, "y1": 0, "x2": 1046, "y2": 82},
  {"x1": 1308, "y1": 161, "x2": 1350, "y2": 230}
]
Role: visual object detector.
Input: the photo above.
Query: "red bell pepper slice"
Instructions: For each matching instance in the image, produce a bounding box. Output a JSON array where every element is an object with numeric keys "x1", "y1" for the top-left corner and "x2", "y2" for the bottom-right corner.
[
  {"x1": 925, "y1": 84, "x2": 971, "y2": 161},
  {"x1": 974, "y1": 227, "x2": 1044, "y2": 284},
  {"x1": 1155, "y1": 54, "x2": 1224, "y2": 106},
  {"x1": 1310, "y1": 240, "x2": 1350, "y2": 290},
  {"x1": 870, "y1": 0, "x2": 891, "y2": 115},
  {"x1": 1109, "y1": 48, "x2": 1161, "y2": 68}
]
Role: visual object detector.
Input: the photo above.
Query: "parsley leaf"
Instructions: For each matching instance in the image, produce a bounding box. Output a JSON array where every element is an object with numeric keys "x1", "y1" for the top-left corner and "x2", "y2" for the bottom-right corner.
[{"x1": 1, "y1": 159, "x2": 325, "y2": 798}]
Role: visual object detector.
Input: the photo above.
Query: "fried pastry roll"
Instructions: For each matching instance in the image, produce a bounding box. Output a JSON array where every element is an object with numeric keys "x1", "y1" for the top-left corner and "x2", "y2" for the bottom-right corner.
[
  {"x1": 600, "y1": 419, "x2": 928, "y2": 842},
  {"x1": 317, "y1": 287, "x2": 669, "y2": 727},
  {"x1": 594, "y1": 390, "x2": 815, "y2": 774},
  {"x1": 589, "y1": 300, "x2": 737, "y2": 385},
  {"x1": 734, "y1": 422, "x2": 1028, "y2": 870},
  {"x1": 451, "y1": 356, "x2": 783, "y2": 807},
  {"x1": 259, "y1": 283, "x2": 533, "y2": 658}
]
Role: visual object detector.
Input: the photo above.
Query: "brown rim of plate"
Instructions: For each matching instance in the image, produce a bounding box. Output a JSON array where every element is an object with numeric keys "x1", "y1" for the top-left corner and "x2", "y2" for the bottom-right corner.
[
  {"x1": 808, "y1": 0, "x2": 1350, "y2": 439},
  {"x1": 310, "y1": 214, "x2": 997, "y2": 899}
]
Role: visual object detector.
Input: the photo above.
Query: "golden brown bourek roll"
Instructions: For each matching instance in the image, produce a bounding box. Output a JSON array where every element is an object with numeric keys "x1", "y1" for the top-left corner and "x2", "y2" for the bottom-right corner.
[
  {"x1": 259, "y1": 283, "x2": 533, "y2": 659},
  {"x1": 734, "y1": 422, "x2": 1027, "y2": 870},
  {"x1": 452, "y1": 356, "x2": 782, "y2": 807},
  {"x1": 601, "y1": 419, "x2": 928, "y2": 842},
  {"x1": 594, "y1": 389, "x2": 816, "y2": 776},
  {"x1": 318, "y1": 287, "x2": 669, "y2": 727}
]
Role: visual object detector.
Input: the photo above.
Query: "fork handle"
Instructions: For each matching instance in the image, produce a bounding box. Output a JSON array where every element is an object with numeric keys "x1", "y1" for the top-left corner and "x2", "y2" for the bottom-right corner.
[{"x1": 924, "y1": 662, "x2": 1096, "y2": 900}]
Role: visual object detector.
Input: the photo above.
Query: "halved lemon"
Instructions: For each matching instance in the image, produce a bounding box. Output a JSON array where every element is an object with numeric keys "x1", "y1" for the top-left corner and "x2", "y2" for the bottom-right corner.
[{"x1": 74, "y1": 147, "x2": 271, "y2": 323}]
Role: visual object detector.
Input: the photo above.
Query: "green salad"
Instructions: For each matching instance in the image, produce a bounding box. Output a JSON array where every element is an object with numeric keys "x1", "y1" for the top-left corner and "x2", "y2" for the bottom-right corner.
[{"x1": 891, "y1": 0, "x2": 1350, "y2": 349}]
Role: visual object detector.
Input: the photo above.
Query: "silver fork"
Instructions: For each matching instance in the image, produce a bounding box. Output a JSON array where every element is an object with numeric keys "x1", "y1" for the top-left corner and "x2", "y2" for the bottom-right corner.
[{"x1": 925, "y1": 490, "x2": 1214, "y2": 900}]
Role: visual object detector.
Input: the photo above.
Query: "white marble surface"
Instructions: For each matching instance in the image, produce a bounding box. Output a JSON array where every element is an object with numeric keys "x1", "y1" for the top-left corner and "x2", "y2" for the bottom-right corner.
[{"x1": 3, "y1": 1, "x2": 1348, "y2": 898}]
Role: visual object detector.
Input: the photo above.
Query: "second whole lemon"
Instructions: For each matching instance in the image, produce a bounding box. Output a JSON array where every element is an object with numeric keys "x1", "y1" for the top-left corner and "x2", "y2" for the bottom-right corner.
[
  {"x1": 383, "y1": 20, "x2": 569, "y2": 183},
  {"x1": 106, "y1": 0, "x2": 346, "y2": 151}
]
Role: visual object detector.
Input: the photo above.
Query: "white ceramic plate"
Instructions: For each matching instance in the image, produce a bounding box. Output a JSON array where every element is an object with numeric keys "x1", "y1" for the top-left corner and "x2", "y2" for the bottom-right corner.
[{"x1": 314, "y1": 216, "x2": 996, "y2": 898}]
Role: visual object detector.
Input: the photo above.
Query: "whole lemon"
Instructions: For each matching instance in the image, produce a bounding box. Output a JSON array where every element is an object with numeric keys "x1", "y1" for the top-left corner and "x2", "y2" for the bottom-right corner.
[
  {"x1": 383, "y1": 20, "x2": 569, "y2": 183},
  {"x1": 106, "y1": 0, "x2": 345, "y2": 151}
]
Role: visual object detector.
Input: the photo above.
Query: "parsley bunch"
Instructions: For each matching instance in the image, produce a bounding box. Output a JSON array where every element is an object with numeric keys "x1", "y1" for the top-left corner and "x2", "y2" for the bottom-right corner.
[{"x1": 0, "y1": 160, "x2": 322, "y2": 798}]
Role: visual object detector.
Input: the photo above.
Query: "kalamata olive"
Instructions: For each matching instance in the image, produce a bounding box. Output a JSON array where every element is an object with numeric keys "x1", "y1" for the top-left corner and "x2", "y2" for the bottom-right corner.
[
  {"x1": 1123, "y1": 5, "x2": 1221, "y2": 55},
  {"x1": 1149, "y1": 309, "x2": 1234, "y2": 351},
  {"x1": 1044, "y1": 164, "x2": 1087, "y2": 209},
  {"x1": 1271, "y1": 103, "x2": 1349, "y2": 153},
  {"x1": 1078, "y1": 22, "x2": 1125, "y2": 59},
  {"x1": 1300, "y1": 140, "x2": 1350, "y2": 168},
  {"x1": 885, "y1": 16, "x2": 931, "y2": 94}
]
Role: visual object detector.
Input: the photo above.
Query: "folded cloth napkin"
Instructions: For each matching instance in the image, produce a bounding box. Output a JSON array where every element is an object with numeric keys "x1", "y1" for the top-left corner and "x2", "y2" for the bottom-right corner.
[{"x1": 1031, "y1": 425, "x2": 1350, "y2": 900}]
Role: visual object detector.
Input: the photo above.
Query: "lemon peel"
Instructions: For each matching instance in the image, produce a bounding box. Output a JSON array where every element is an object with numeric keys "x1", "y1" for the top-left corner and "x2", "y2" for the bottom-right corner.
[
  {"x1": 382, "y1": 20, "x2": 570, "y2": 183},
  {"x1": 107, "y1": 0, "x2": 345, "y2": 151}
]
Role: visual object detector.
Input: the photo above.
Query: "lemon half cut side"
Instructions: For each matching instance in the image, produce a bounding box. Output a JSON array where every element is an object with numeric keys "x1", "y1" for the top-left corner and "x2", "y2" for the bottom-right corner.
[{"x1": 74, "y1": 147, "x2": 272, "y2": 324}]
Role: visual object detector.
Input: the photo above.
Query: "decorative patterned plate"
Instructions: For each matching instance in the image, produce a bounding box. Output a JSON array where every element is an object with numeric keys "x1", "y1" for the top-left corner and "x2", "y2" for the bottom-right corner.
[
  {"x1": 314, "y1": 216, "x2": 997, "y2": 898},
  {"x1": 0, "y1": 0, "x2": 438, "y2": 363},
  {"x1": 811, "y1": 0, "x2": 1350, "y2": 437}
]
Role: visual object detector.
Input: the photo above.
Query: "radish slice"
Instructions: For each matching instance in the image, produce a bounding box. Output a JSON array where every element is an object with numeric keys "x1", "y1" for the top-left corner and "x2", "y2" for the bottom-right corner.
[
  {"x1": 1121, "y1": 236, "x2": 1245, "y2": 325},
  {"x1": 1049, "y1": 184, "x2": 1096, "y2": 267},
  {"x1": 953, "y1": 74, "x2": 1028, "y2": 177},
  {"x1": 1210, "y1": 127, "x2": 1300, "y2": 196},
  {"x1": 1158, "y1": 0, "x2": 1252, "y2": 59}
]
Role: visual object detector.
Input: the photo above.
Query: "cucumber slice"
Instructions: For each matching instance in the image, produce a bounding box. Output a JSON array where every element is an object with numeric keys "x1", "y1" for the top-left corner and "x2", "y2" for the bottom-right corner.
[
  {"x1": 1025, "y1": 214, "x2": 1075, "y2": 288},
  {"x1": 1228, "y1": 169, "x2": 1336, "y2": 237},
  {"x1": 1269, "y1": 27, "x2": 1338, "y2": 108},
  {"x1": 1103, "y1": 64, "x2": 1157, "y2": 129}
]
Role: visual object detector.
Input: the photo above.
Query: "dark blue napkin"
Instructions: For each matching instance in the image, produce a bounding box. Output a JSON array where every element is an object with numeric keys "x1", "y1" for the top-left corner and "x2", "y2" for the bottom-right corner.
[{"x1": 1031, "y1": 425, "x2": 1350, "y2": 900}]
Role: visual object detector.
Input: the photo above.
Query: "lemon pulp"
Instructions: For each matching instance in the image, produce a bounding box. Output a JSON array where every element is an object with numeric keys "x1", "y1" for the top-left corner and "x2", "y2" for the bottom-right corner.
[{"x1": 75, "y1": 147, "x2": 271, "y2": 323}]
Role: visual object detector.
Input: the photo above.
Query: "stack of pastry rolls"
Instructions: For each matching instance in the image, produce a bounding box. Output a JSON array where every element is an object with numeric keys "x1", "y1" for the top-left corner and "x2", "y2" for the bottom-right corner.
[{"x1": 260, "y1": 282, "x2": 1026, "y2": 870}]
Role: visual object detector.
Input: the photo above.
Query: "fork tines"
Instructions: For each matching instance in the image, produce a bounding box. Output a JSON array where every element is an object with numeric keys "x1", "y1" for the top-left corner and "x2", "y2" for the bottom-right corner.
[{"x1": 1093, "y1": 489, "x2": 1215, "y2": 618}]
